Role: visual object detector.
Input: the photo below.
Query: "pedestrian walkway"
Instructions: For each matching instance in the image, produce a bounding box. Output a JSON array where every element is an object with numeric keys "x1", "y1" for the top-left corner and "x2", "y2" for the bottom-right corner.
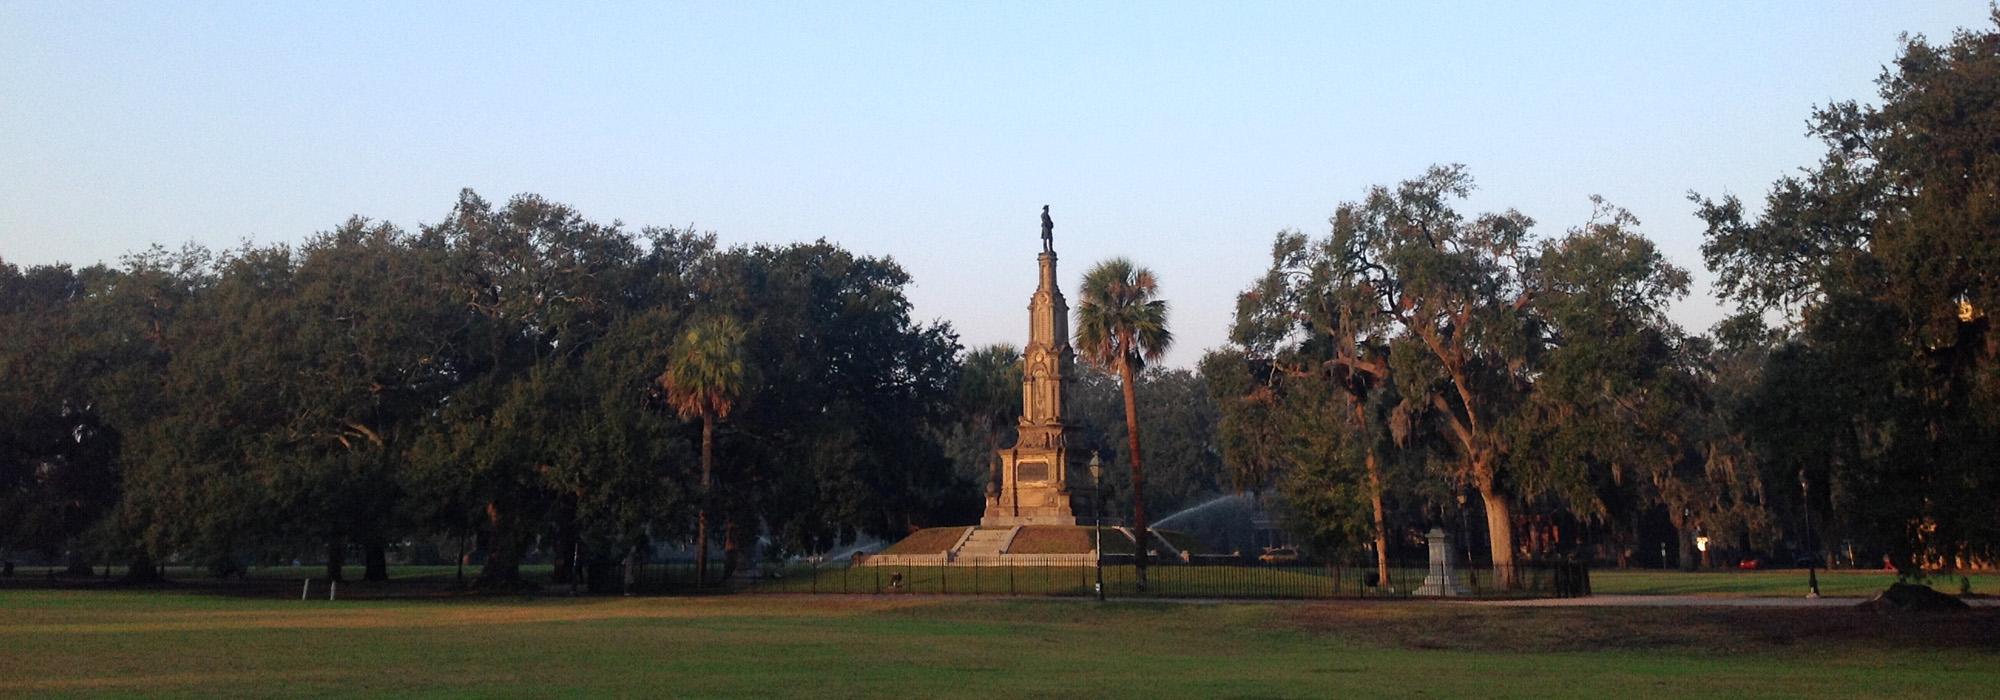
[{"x1": 1472, "y1": 594, "x2": 1999, "y2": 608}]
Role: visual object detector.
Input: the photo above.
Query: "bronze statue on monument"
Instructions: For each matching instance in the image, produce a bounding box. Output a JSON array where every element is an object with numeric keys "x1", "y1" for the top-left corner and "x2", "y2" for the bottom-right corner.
[{"x1": 1040, "y1": 205, "x2": 1054, "y2": 253}]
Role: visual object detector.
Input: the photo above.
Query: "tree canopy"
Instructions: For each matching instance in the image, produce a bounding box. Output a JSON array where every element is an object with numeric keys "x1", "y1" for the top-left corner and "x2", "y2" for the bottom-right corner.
[
  {"x1": 0, "y1": 191, "x2": 962, "y2": 584},
  {"x1": 1693, "y1": 15, "x2": 2000, "y2": 573}
]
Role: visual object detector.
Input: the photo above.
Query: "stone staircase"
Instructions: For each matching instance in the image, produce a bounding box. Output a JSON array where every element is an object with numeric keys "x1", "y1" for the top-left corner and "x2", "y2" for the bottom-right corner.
[{"x1": 951, "y1": 527, "x2": 1019, "y2": 562}]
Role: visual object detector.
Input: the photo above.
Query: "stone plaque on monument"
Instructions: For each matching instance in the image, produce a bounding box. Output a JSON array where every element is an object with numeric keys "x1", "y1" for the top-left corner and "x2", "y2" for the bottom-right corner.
[{"x1": 1017, "y1": 461, "x2": 1049, "y2": 482}]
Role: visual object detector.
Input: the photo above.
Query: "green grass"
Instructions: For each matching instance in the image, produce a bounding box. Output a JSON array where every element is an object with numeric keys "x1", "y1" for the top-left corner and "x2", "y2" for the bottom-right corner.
[
  {"x1": 1590, "y1": 569, "x2": 2000, "y2": 597},
  {"x1": 3, "y1": 589, "x2": 1996, "y2": 697}
]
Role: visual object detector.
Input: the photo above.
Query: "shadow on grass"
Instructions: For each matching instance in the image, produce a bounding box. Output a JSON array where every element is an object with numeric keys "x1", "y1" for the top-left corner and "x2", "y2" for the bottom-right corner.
[{"x1": 1278, "y1": 603, "x2": 2000, "y2": 654}]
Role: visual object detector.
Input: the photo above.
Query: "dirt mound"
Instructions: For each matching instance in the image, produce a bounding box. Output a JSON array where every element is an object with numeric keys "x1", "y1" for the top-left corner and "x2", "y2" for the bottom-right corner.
[{"x1": 1856, "y1": 582, "x2": 1970, "y2": 613}]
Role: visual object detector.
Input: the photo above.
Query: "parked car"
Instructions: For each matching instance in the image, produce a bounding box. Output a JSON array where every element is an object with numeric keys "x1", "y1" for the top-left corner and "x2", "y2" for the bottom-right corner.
[{"x1": 1257, "y1": 546, "x2": 1301, "y2": 564}]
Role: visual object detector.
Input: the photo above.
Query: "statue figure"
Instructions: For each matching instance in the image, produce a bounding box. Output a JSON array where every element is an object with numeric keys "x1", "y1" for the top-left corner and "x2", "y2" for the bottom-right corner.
[{"x1": 1040, "y1": 205, "x2": 1054, "y2": 253}]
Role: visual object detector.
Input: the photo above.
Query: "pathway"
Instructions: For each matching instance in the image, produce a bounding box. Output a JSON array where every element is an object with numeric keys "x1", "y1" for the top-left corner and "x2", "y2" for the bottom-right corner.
[{"x1": 1468, "y1": 594, "x2": 1999, "y2": 608}]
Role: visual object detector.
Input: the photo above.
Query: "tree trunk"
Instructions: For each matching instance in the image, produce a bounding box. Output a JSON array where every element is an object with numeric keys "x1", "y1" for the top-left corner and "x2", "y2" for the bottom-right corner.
[
  {"x1": 122, "y1": 548, "x2": 163, "y2": 584},
  {"x1": 475, "y1": 502, "x2": 524, "y2": 588},
  {"x1": 1477, "y1": 478, "x2": 1518, "y2": 590},
  {"x1": 62, "y1": 538, "x2": 94, "y2": 576},
  {"x1": 363, "y1": 538, "x2": 389, "y2": 582},
  {"x1": 324, "y1": 538, "x2": 346, "y2": 582},
  {"x1": 1119, "y1": 357, "x2": 1149, "y2": 592},
  {"x1": 722, "y1": 518, "x2": 740, "y2": 583},
  {"x1": 1678, "y1": 529, "x2": 1696, "y2": 571},
  {"x1": 622, "y1": 546, "x2": 637, "y2": 596},
  {"x1": 1365, "y1": 449, "x2": 1391, "y2": 591},
  {"x1": 1351, "y1": 389, "x2": 1392, "y2": 589},
  {"x1": 1618, "y1": 516, "x2": 1638, "y2": 569},
  {"x1": 696, "y1": 412, "x2": 713, "y2": 588},
  {"x1": 551, "y1": 519, "x2": 578, "y2": 585}
]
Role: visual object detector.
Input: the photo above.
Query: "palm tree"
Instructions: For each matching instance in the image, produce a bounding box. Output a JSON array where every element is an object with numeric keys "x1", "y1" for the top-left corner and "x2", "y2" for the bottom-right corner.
[
  {"x1": 658, "y1": 316, "x2": 748, "y2": 587},
  {"x1": 1075, "y1": 258, "x2": 1172, "y2": 591}
]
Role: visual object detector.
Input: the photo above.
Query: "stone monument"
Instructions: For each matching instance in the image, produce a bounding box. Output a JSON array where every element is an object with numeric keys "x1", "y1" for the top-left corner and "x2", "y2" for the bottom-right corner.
[
  {"x1": 1414, "y1": 526, "x2": 1471, "y2": 596},
  {"x1": 983, "y1": 208, "x2": 1079, "y2": 526}
]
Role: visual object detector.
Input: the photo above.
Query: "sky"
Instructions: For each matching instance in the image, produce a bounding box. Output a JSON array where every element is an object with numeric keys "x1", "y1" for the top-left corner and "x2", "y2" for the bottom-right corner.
[{"x1": 2, "y1": 1, "x2": 1991, "y2": 368}]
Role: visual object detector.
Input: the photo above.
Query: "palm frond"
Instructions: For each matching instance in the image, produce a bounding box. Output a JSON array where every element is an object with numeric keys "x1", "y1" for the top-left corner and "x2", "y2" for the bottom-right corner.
[
  {"x1": 657, "y1": 315, "x2": 748, "y2": 421},
  {"x1": 1075, "y1": 257, "x2": 1173, "y2": 372}
]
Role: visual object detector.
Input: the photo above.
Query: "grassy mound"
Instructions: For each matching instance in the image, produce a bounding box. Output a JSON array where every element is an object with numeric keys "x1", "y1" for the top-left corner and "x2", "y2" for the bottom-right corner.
[
  {"x1": 1858, "y1": 582, "x2": 1971, "y2": 612},
  {"x1": 1007, "y1": 526, "x2": 1094, "y2": 554},
  {"x1": 877, "y1": 525, "x2": 1204, "y2": 557},
  {"x1": 878, "y1": 527, "x2": 968, "y2": 555}
]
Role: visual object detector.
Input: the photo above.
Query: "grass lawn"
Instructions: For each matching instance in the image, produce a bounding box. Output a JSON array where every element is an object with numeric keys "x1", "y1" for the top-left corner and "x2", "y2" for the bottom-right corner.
[
  {"x1": 4, "y1": 589, "x2": 1997, "y2": 698},
  {"x1": 1591, "y1": 569, "x2": 1999, "y2": 597}
]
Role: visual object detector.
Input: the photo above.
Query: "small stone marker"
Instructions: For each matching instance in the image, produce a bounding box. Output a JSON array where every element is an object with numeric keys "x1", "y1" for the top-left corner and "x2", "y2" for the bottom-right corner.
[{"x1": 1414, "y1": 527, "x2": 1471, "y2": 597}]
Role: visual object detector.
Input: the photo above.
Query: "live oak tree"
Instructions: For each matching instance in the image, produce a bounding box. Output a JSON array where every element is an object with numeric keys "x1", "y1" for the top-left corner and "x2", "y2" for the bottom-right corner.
[
  {"x1": 285, "y1": 221, "x2": 462, "y2": 581},
  {"x1": 1203, "y1": 349, "x2": 1381, "y2": 568},
  {"x1": 1517, "y1": 202, "x2": 1767, "y2": 570},
  {"x1": 92, "y1": 247, "x2": 224, "y2": 582},
  {"x1": 699, "y1": 242, "x2": 961, "y2": 554},
  {"x1": 1225, "y1": 213, "x2": 1411, "y2": 588},
  {"x1": 0, "y1": 262, "x2": 120, "y2": 573},
  {"x1": 1693, "y1": 16, "x2": 2000, "y2": 573},
  {"x1": 1, "y1": 188, "x2": 968, "y2": 586},
  {"x1": 411, "y1": 190, "x2": 649, "y2": 588},
  {"x1": 1227, "y1": 168, "x2": 1701, "y2": 588},
  {"x1": 1239, "y1": 166, "x2": 1542, "y2": 587}
]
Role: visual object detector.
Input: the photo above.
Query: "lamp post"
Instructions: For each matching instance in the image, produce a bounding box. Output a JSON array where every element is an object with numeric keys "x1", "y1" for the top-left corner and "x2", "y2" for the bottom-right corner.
[
  {"x1": 1800, "y1": 469, "x2": 1820, "y2": 599},
  {"x1": 1090, "y1": 452, "x2": 1104, "y2": 602}
]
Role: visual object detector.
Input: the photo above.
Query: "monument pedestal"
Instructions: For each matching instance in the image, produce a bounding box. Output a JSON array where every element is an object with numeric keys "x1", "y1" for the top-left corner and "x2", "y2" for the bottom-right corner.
[
  {"x1": 1414, "y1": 527, "x2": 1471, "y2": 596},
  {"x1": 984, "y1": 445, "x2": 1076, "y2": 526}
]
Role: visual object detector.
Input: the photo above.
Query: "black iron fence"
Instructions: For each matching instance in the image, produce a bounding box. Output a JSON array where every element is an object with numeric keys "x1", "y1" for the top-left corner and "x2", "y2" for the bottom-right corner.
[
  {"x1": 0, "y1": 554, "x2": 1589, "y2": 600},
  {"x1": 703, "y1": 555, "x2": 1589, "y2": 599}
]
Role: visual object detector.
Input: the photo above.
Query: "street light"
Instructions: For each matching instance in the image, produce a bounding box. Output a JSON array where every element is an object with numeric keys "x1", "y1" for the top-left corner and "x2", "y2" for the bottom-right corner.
[
  {"x1": 1090, "y1": 452, "x2": 1104, "y2": 602},
  {"x1": 1800, "y1": 469, "x2": 1821, "y2": 599}
]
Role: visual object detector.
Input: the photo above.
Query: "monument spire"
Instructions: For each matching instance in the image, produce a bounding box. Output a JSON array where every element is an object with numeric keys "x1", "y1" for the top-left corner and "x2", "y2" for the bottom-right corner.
[{"x1": 983, "y1": 209, "x2": 1079, "y2": 526}]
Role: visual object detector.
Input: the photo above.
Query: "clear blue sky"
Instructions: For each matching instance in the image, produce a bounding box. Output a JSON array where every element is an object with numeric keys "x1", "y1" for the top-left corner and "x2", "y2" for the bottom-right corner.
[{"x1": 2, "y1": 2, "x2": 1989, "y2": 367}]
